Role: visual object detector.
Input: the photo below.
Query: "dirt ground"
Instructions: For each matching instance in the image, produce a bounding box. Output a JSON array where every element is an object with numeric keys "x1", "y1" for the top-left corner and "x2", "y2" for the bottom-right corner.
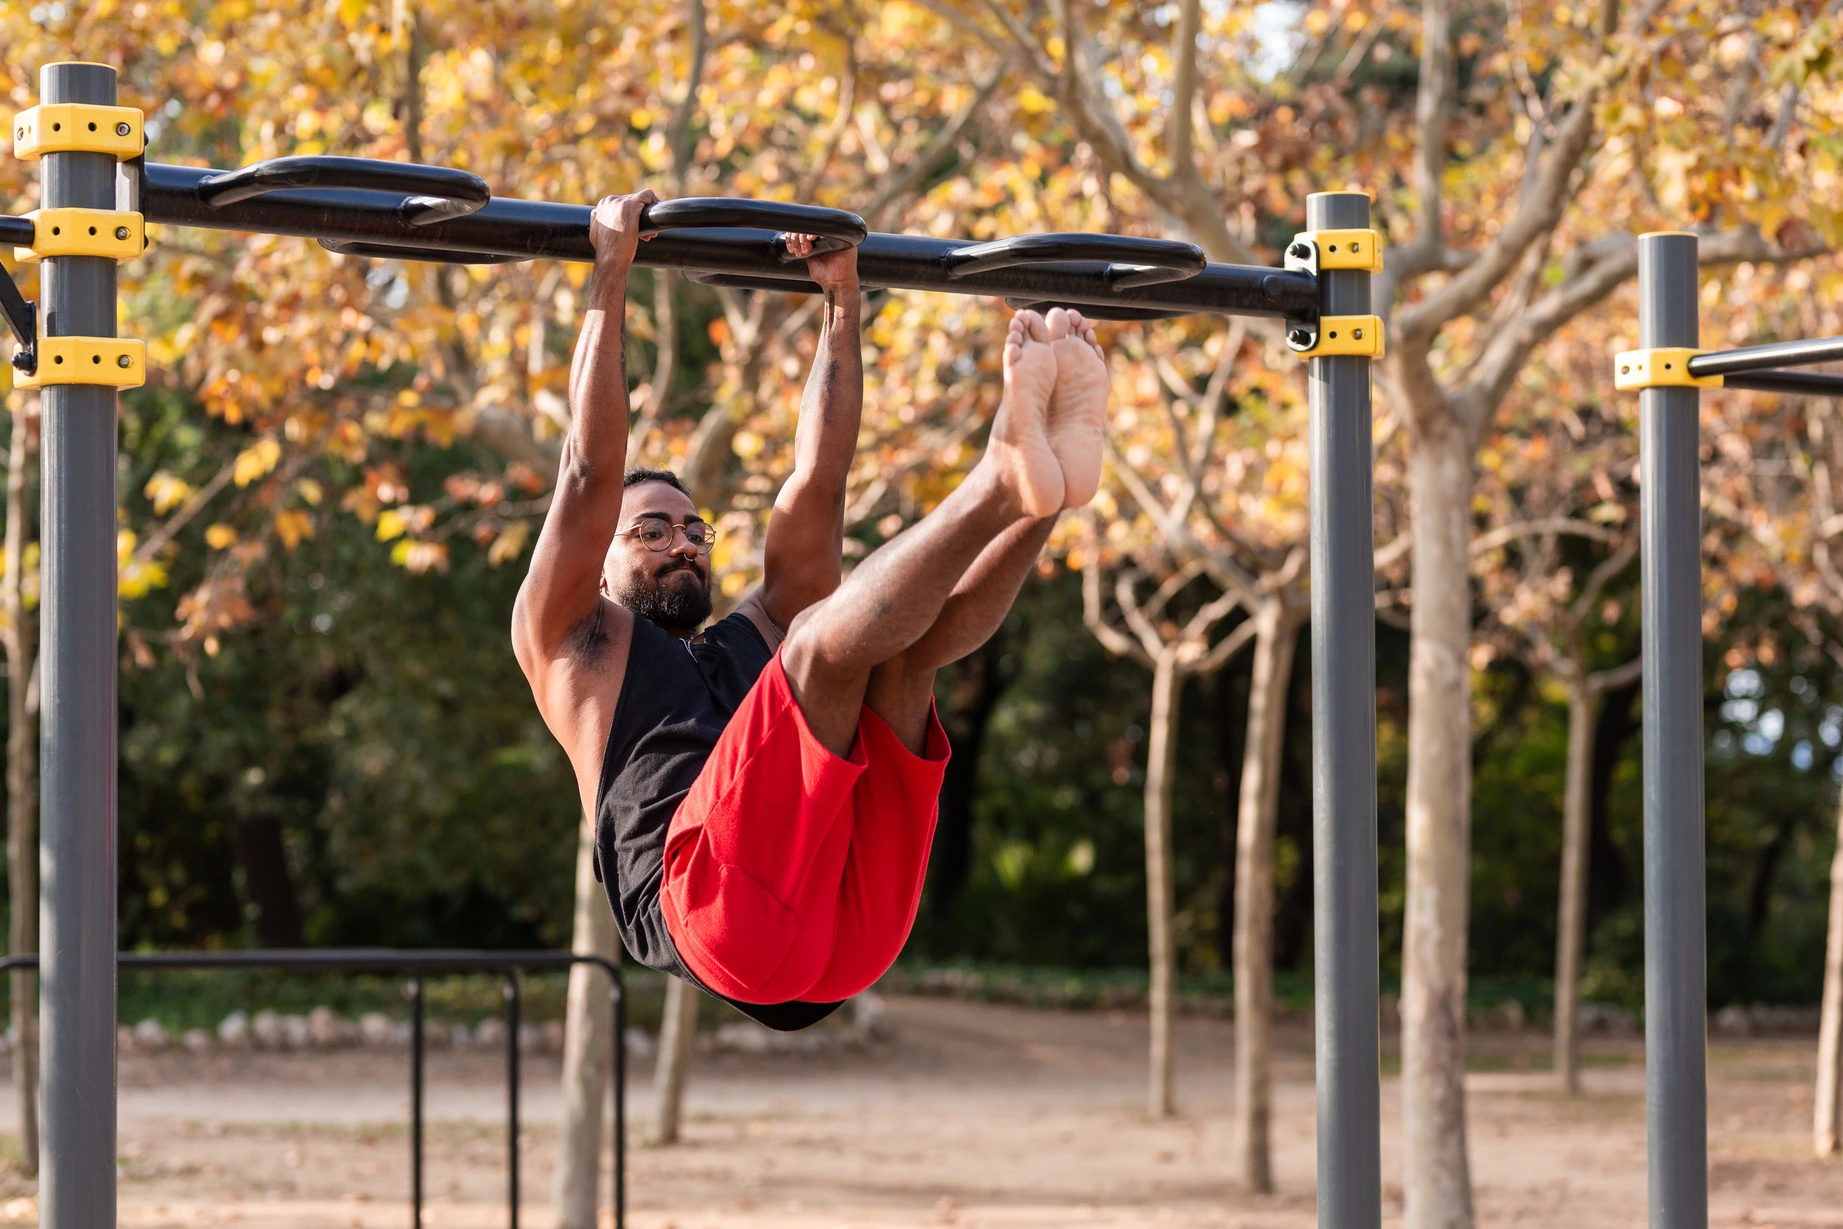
[{"x1": 0, "y1": 994, "x2": 1837, "y2": 1228}]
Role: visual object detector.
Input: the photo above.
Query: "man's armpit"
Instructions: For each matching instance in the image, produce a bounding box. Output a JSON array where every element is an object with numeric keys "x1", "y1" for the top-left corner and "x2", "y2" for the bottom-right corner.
[
  {"x1": 733, "y1": 589, "x2": 787, "y2": 651},
  {"x1": 561, "y1": 602, "x2": 615, "y2": 660}
]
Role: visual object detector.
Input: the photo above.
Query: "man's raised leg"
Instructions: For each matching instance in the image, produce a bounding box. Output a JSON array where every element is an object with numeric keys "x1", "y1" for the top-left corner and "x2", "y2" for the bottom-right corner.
[
  {"x1": 860, "y1": 307, "x2": 1112, "y2": 751},
  {"x1": 780, "y1": 310, "x2": 1066, "y2": 756}
]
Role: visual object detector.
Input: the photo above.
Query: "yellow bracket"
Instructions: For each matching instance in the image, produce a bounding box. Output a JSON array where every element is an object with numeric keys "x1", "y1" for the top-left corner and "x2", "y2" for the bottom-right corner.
[
  {"x1": 12, "y1": 104, "x2": 144, "y2": 160},
  {"x1": 1612, "y1": 347, "x2": 1722, "y2": 391},
  {"x1": 1289, "y1": 228, "x2": 1384, "y2": 273},
  {"x1": 1295, "y1": 315, "x2": 1385, "y2": 359},
  {"x1": 16, "y1": 337, "x2": 146, "y2": 390},
  {"x1": 14, "y1": 209, "x2": 145, "y2": 263}
]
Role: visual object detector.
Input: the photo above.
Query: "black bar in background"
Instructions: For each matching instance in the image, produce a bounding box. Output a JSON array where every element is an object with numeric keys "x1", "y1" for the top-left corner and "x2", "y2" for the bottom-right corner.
[
  {"x1": 0, "y1": 950, "x2": 625, "y2": 1229},
  {"x1": 506, "y1": 973, "x2": 521, "y2": 1229},
  {"x1": 611, "y1": 982, "x2": 626, "y2": 1229},
  {"x1": 410, "y1": 974, "x2": 425, "y2": 1227},
  {"x1": 1718, "y1": 369, "x2": 1843, "y2": 396},
  {"x1": 139, "y1": 162, "x2": 1318, "y2": 321},
  {"x1": 1689, "y1": 334, "x2": 1843, "y2": 377}
]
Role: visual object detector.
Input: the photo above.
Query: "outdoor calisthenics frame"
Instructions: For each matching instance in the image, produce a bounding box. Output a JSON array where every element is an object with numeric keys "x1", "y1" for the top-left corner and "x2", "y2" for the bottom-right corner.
[
  {"x1": 1610, "y1": 231, "x2": 1843, "y2": 1229},
  {"x1": 4, "y1": 58, "x2": 1383, "y2": 1229}
]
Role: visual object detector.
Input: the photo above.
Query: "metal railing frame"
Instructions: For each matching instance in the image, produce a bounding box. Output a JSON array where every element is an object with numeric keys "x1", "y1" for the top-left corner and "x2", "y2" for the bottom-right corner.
[{"x1": 0, "y1": 949, "x2": 626, "y2": 1229}]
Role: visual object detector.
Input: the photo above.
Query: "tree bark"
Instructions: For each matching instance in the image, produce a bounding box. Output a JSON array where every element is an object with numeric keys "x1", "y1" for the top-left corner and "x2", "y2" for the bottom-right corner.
[
  {"x1": 555, "y1": 812, "x2": 618, "y2": 1227},
  {"x1": 1552, "y1": 682, "x2": 1600, "y2": 1095},
  {"x1": 1402, "y1": 425, "x2": 1477, "y2": 1229},
  {"x1": 1231, "y1": 599, "x2": 1300, "y2": 1192},
  {"x1": 648, "y1": 976, "x2": 699, "y2": 1145},
  {"x1": 1816, "y1": 783, "x2": 1843, "y2": 1157},
  {"x1": 3, "y1": 403, "x2": 35, "y2": 1174},
  {"x1": 1144, "y1": 648, "x2": 1184, "y2": 1119},
  {"x1": 230, "y1": 814, "x2": 304, "y2": 947}
]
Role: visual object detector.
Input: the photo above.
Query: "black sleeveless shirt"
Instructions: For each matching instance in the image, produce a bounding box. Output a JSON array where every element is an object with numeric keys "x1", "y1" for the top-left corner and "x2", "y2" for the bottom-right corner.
[{"x1": 593, "y1": 610, "x2": 843, "y2": 1032}]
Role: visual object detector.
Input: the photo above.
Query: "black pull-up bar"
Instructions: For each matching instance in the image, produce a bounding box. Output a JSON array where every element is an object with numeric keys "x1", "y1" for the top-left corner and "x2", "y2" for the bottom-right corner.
[{"x1": 129, "y1": 157, "x2": 1318, "y2": 321}]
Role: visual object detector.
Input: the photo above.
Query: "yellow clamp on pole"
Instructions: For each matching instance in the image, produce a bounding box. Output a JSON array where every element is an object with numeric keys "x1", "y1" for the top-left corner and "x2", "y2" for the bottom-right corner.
[
  {"x1": 1287, "y1": 228, "x2": 1383, "y2": 273},
  {"x1": 1294, "y1": 315, "x2": 1385, "y2": 359},
  {"x1": 12, "y1": 103, "x2": 144, "y2": 160},
  {"x1": 16, "y1": 337, "x2": 146, "y2": 391},
  {"x1": 14, "y1": 209, "x2": 145, "y2": 263},
  {"x1": 1612, "y1": 347, "x2": 1722, "y2": 391}
]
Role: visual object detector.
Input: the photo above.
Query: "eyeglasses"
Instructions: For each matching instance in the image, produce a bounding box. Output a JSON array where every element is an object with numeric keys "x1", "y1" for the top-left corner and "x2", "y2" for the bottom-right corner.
[{"x1": 618, "y1": 516, "x2": 717, "y2": 554}]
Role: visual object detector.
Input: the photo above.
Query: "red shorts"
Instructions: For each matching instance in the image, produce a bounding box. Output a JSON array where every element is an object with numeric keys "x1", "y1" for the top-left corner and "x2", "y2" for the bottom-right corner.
[{"x1": 659, "y1": 653, "x2": 951, "y2": 1005}]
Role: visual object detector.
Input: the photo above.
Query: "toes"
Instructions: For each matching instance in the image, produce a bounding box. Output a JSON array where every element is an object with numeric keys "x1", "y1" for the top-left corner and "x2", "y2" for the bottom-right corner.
[
  {"x1": 1045, "y1": 306, "x2": 1072, "y2": 340},
  {"x1": 1017, "y1": 308, "x2": 1052, "y2": 343}
]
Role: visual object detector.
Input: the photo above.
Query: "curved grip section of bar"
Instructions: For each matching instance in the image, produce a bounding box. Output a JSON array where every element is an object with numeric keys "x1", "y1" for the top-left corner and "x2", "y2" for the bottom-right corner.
[
  {"x1": 320, "y1": 238, "x2": 531, "y2": 265},
  {"x1": 197, "y1": 156, "x2": 491, "y2": 226},
  {"x1": 639, "y1": 197, "x2": 867, "y2": 261},
  {"x1": 948, "y1": 233, "x2": 1206, "y2": 288}
]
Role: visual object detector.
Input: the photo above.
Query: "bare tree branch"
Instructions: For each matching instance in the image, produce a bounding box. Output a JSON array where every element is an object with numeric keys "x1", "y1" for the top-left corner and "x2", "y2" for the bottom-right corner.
[
  {"x1": 1115, "y1": 569, "x2": 1169, "y2": 660},
  {"x1": 1585, "y1": 653, "x2": 1643, "y2": 695},
  {"x1": 1083, "y1": 541, "x2": 1154, "y2": 665},
  {"x1": 1471, "y1": 517, "x2": 1619, "y2": 555},
  {"x1": 1168, "y1": 0, "x2": 1202, "y2": 174},
  {"x1": 132, "y1": 459, "x2": 238, "y2": 566},
  {"x1": 1195, "y1": 608, "x2": 1258, "y2": 674}
]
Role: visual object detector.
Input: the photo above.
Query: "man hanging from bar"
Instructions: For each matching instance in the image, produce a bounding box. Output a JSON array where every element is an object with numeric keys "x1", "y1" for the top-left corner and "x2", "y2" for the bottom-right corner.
[{"x1": 512, "y1": 190, "x2": 1110, "y2": 1029}]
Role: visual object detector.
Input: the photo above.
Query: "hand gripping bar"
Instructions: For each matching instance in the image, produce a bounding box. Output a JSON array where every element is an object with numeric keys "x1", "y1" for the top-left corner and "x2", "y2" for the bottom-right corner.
[
  {"x1": 638, "y1": 197, "x2": 868, "y2": 262},
  {"x1": 197, "y1": 156, "x2": 492, "y2": 227}
]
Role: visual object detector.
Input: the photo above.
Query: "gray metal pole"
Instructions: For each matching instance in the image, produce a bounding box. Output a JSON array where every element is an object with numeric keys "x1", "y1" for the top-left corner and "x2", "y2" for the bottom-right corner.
[
  {"x1": 1307, "y1": 190, "x2": 1381, "y2": 1229},
  {"x1": 1636, "y1": 230, "x2": 1709, "y2": 1229},
  {"x1": 37, "y1": 60, "x2": 121, "y2": 1227}
]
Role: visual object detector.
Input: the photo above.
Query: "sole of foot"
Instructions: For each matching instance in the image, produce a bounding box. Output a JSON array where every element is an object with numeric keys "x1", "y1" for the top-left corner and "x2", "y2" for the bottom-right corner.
[
  {"x1": 988, "y1": 310, "x2": 1065, "y2": 518},
  {"x1": 1044, "y1": 307, "x2": 1109, "y2": 509}
]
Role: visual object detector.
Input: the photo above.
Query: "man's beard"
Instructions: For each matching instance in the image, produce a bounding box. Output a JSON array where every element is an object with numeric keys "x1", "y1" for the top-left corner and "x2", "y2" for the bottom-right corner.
[{"x1": 616, "y1": 565, "x2": 712, "y2": 632}]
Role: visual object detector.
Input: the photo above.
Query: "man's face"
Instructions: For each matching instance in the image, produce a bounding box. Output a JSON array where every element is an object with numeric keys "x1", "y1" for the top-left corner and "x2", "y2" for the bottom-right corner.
[{"x1": 605, "y1": 482, "x2": 713, "y2": 633}]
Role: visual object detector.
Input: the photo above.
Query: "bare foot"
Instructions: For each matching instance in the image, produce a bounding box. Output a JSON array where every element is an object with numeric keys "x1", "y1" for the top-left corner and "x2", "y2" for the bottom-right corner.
[
  {"x1": 983, "y1": 311, "x2": 1065, "y2": 517},
  {"x1": 1044, "y1": 307, "x2": 1109, "y2": 509}
]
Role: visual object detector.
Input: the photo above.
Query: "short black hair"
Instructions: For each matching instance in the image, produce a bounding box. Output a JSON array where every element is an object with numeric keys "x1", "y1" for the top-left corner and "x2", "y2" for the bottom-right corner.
[{"x1": 622, "y1": 467, "x2": 690, "y2": 496}]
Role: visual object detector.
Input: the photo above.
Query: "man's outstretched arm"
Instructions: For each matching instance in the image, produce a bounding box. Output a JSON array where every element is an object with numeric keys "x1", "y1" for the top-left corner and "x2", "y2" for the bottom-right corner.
[
  {"x1": 754, "y1": 238, "x2": 864, "y2": 632},
  {"x1": 511, "y1": 189, "x2": 656, "y2": 668}
]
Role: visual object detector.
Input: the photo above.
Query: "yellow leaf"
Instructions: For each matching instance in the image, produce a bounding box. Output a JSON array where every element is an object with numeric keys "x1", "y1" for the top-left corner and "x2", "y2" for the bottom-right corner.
[
  {"x1": 486, "y1": 520, "x2": 531, "y2": 566},
  {"x1": 233, "y1": 438, "x2": 282, "y2": 488},
  {"x1": 276, "y1": 510, "x2": 315, "y2": 551},
  {"x1": 205, "y1": 524, "x2": 237, "y2": 550},
  {"x1": 143, "y1": 471, "x2": 195, "y2": 515},
  {"x1": 296, "y1": 478, "x2": 324, "y2": 507},
  {"x1": 376, "y1": 509, "x2": 407, "y2": 542},
  {"x1": 1017, "y1": 85, "x2": 1053, "y2": 115}
]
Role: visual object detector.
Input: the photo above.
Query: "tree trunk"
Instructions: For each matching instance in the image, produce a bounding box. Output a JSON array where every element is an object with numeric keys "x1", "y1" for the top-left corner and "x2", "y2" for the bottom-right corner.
[
  {"x1": 1232, "y1": 599, "x2": 1300, "y2": 1193},
  {"x1": 1143, "y1": 648, "x2": 1184, "y2": 1119},
  {"x1": 555, "y1": 812, "x2": 618, "y2": 1227},
  {"x1": 3, "y1": 403, "x2": 35, "y2": 1174},
  {"x1": 1552, "y1": 681, "x2": 1600, "y2": 1095},
  {"x1": 230, "y1": 814, "x2": 304, "y2": 947},
  {"x1": 647, "y1": 976, "x2": 699, "y2": 1145},
  {"x1": 1402, "y1": 426, "x2": 1477, "y2": 1229},
  {"x1": 1816, "y1": 783, "x2": 1843, "y2": 1157}
]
